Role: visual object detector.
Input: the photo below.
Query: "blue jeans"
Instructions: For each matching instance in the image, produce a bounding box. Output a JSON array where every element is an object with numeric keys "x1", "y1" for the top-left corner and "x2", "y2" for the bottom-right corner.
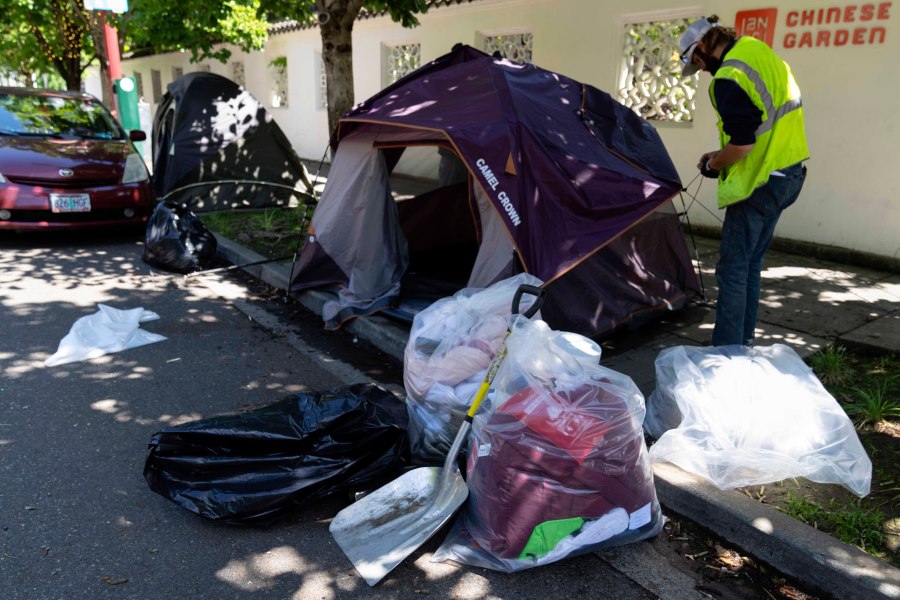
[{"x1": 712, "y1": 163, "x2": 807, "y2": 346}]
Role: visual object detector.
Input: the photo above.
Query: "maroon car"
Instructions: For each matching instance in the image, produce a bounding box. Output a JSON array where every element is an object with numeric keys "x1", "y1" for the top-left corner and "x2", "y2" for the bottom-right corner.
[{"x1": 0, "y1": 87, "x2": 154, "y2": 231}]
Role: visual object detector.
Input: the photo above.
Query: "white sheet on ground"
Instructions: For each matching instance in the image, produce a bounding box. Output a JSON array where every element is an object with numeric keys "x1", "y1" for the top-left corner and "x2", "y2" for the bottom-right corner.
[{"x1": 44, "y1": 304, "x2": 166, "y2": 367}]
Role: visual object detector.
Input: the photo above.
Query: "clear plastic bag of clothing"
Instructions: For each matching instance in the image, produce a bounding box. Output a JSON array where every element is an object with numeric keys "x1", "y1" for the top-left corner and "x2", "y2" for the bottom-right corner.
[
  {"x1": 403, "y1": 273, "x2": 543, "y2": 463},
  {"x1": 645, "y1": 344, "x2": 871, "y2": 497},
  {"x1": 432, "y1": 318, "x2": 663, "y2": 572}
]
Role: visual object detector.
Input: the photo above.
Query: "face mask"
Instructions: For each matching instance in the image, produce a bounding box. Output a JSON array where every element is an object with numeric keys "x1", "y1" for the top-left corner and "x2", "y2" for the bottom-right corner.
[{"x1": 694, "y1": 48, "x2": 722, "y2": 75}]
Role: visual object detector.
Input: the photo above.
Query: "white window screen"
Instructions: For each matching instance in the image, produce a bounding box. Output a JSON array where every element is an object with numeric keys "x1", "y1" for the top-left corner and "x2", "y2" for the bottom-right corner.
[
  {"x1": 382, "y1": 43, "x2": 421, "y2": 86},
  {"x1": 617, "y1": 18, "x2": 699, "y2": 122},
  {"x1": 151, "y1": 69, "x2": 162, "y2": 103},
  {"x1": 231, "y1": 61, "x2": 245, "y2": 87},
  {"x1": 315, "y1": 52, "x2": 326, "y2": 111},
  {"x1": 478, "y1": 31, "x2": 533, "y2": 63},
  {"x1": 270, "y1": 57, "x2": 288, "y2": 108},
  {"x1": 172, "y1": 66, "x2": 183, "y2": 81}
]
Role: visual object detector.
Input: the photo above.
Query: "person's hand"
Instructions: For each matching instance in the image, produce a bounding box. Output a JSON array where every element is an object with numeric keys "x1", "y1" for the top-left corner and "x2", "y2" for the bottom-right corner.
[{"x1": 697, "y1": 152, "x2": 720, "y2": 178}]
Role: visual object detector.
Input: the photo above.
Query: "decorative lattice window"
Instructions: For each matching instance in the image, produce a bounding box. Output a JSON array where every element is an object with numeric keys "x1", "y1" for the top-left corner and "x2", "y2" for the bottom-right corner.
[
  {"x1": 133, "y1": 72, "x2": 144, "y2": 100},
  {"x1": 617, "y1": 18, "x2": 699, "y2": 122},
  {"x1": 315, "y1": 51, "x2": 327, "y2": 111},
  {"x1": 231, "y1": 61, "x2": 245, "y2": 87},
  {"x1": 172, "y1": 66, "x2": 183, "y2": 81},
  {"x1": 478, "y1": 31, "x2": 533, "y2": 63},
  {"x1": 150, "y1": 69, "x2": 162, "y2": 103},
  {"x1": 382, "y1": 43, "x2": 420, "y2": 86},
  {"x1": 269, "y1": 56, "x2": 288, "y2": 108}
]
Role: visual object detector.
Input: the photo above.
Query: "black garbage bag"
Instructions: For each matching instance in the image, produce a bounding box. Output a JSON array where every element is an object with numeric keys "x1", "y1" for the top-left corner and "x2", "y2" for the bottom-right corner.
[
  {"x1": 144, "y1": 383, "x2": 410, "y2": 525},
  {"x1": 142, "y1": 201, "x2": 217, "y2": 274}
]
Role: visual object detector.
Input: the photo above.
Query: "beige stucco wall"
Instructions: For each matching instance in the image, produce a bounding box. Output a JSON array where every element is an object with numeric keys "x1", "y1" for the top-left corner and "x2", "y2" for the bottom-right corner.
[{"x1": 111, "y1": 0, "x2": 900, "y2": 260}]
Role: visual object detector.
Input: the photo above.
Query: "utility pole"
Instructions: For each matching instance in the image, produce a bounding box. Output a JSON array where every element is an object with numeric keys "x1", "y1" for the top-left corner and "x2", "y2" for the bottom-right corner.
[
  {"x1": 85, "y1": 1, "x2": 128, "y2": 117},
  {"x1": 102, "y1": 10, "x2": 123, "y2": 117}
]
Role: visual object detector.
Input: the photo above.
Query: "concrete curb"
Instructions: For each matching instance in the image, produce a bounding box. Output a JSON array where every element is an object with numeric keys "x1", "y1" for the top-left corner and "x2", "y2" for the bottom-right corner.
[
  {"x1": 216, "y1": 236, "x2": 900, "y2": 600},
  {"x1": 216, "y1": 237, "x2": 411, "y2": 360},
  {"x1": 654, "y1": 463, "x2": 900, "y2": 600}
]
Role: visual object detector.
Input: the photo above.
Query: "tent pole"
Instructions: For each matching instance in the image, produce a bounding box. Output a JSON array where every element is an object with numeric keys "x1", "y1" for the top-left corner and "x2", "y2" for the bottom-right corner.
[
  {"x1": 678, "y1": 180, "x2": 711, "y2": 305},
  {"x1": 184, "y1": 255, "x2": 295, "y2": 279},
  {"x1": 283, "y1": 143, "x2": 331, "y2": 303}
]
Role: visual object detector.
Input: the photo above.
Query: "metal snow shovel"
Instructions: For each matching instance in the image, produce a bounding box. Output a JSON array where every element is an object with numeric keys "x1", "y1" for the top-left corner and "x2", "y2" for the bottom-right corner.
[{"x1": 329, "y1": 284, "x2": 546, "y2": 586}]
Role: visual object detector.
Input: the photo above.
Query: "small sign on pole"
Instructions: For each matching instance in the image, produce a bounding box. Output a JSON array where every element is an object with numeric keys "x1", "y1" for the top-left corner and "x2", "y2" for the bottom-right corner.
[{"x1": 84, "y1": 0, "x2": 128, "y2": 13}]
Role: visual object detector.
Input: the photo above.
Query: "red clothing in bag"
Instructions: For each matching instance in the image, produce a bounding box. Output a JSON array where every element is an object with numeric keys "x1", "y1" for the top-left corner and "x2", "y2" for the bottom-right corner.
[{"x1": 464, "y1": 384, "x2": 656, "y2": 558}]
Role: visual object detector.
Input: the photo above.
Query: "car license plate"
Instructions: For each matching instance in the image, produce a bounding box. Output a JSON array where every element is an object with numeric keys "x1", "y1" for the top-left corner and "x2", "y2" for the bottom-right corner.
[{"x1": 50, "y1": 193, "x2": 91, "y2": 213}]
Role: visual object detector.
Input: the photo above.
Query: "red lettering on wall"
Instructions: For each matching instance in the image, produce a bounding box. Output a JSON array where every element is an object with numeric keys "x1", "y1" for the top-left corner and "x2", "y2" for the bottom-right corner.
[
  {"x1": 777, "y1": 2, "x2": 891, "y2": 48},
  {"x1": 736, "y1": 8, "x2": 778, "y2": 45},
  {"x1": 783, "y1": 3, "x2": 891, "y2": 25},
  {"x1": 774, "y1": 2, "x2": 892, "y2": 49}
]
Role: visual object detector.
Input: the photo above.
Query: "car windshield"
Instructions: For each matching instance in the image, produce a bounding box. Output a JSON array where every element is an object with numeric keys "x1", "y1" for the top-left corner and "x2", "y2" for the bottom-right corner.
[{"x1": 0, "y1": 93, "x2": 125, "y2": 140}]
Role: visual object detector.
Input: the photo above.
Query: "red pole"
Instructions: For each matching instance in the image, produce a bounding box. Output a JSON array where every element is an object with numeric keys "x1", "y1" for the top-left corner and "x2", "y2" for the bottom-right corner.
[{"x1": 102, "y1": 10, "x2": 122, "y2": 116}]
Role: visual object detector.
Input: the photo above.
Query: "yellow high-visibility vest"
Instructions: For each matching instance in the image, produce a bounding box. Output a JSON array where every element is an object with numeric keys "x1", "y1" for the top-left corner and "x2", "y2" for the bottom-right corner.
[{"x1": 710, "y1": 37, "x2": 809, "y2": 208}]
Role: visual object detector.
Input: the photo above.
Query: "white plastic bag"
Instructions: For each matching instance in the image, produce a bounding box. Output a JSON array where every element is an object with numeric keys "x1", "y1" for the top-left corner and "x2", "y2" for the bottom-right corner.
[
  {"x1": 402, "y1": 273, "x2": 543, "y2": 461},
  {"x1": 432, "y1": 318, "x2": 663, "y2": 572},
  {"x1": 44, "y1": 305, "x2": 166, "y2": 367},
  {"x1": 646, "y1": 344, "x2": 871, "y2": 497}
]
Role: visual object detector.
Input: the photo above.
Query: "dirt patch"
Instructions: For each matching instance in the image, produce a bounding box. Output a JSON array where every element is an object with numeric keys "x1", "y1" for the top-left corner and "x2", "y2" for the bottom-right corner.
[
  {"x1": 735, "y1": 420, "x2": 900, "y2": 568},
  {"x1": 656, "y1": 514, "x2": 822, "y2": 599}
]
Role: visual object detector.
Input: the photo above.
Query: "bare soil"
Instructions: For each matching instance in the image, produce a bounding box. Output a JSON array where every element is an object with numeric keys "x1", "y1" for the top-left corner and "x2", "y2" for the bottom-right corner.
[
  {"x1": 655, "y1": 514, "x2": 822, "y2": 600},
  {"x1": 736, "y1": 419, "x2": 899, "y2": 568}
]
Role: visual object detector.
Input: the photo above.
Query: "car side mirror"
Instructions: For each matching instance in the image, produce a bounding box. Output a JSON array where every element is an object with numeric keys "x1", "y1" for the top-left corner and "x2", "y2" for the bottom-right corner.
[{"x1": 129, "y1": 129, "x2": 147, "y2": 142}]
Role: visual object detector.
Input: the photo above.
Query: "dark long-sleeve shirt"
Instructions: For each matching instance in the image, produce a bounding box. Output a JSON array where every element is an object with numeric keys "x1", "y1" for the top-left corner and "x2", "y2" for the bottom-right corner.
[{"x1": 712, "y1": 40, "x2": 763, "y2": 146}]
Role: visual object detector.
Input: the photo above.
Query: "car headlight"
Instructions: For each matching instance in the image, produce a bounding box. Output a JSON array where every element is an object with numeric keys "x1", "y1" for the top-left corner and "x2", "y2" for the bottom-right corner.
[{"x1": 122, "y1": 152, "x2": 149, "y2": 184}]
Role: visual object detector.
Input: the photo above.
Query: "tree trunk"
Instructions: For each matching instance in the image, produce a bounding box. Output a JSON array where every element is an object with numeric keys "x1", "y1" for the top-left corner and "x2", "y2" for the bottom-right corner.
[
  {"x1": 58, "y1": 55, "x2": 83, "y2": 91},
  {"x1": 26, "y1": 1, "x2": 88, "y2": 93},
  {"x1": 318, "y1": 0, "x2": 365, "y2": 138}
]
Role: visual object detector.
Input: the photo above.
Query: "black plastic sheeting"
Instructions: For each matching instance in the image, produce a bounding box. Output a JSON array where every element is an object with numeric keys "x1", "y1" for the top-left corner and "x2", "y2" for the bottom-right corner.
[
  {"x1": 144, "y1": 383, "x2": 409, "y2": 525},
  {"x1": 142, "y1": 201, "x2": 217, "y2": 274}
]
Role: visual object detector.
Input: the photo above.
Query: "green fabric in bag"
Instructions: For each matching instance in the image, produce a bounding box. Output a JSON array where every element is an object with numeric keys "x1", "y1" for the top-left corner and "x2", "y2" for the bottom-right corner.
[{"x1": 518, "y1": 517, "x2": 585, "y2": 560}]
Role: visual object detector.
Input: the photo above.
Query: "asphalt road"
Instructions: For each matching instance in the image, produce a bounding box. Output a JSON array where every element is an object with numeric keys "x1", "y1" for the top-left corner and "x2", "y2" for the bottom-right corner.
[{"x1": 0, "y1": 230, "x2": 667, "y2": 599}]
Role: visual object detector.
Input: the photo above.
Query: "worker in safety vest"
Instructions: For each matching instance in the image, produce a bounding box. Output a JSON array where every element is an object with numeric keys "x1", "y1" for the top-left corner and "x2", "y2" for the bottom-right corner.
[{"x1": 680, "y1": 15, "x2": 809, "y2": 347}]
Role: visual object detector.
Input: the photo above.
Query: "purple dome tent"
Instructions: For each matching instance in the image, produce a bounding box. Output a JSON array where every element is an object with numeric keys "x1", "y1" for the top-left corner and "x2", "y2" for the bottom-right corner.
[{"x1": 290, "y1": 45, "x2": 699, "y2": 339}]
